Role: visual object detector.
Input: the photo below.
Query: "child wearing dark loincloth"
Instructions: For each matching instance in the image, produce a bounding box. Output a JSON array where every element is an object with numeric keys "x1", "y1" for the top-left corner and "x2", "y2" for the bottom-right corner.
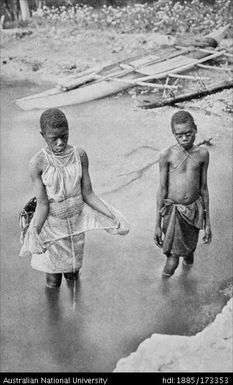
[{"x1": 154, "y1": 110, "x2": 212, "y2": 277}]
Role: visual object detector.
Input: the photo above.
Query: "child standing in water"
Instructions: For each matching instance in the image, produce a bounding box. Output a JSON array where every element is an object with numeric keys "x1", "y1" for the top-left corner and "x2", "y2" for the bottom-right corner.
[
  {"x1": 154, "y1": 110, "x2": 212, "y2": 278},
  {"x1": 20, "y1": 108, "x2": 129, "y2": 288}
]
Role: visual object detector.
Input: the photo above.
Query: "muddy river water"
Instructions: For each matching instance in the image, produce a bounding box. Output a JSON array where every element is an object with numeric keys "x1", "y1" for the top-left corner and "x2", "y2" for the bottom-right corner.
[{"x1": 1, "y1": 79, "x2": 232, "y2": 372}]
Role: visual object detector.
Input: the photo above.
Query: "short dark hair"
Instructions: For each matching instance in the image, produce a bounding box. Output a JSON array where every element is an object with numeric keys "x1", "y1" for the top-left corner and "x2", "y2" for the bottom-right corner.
[
  {"x1": 171, "y1": 110, "x2": 197, "y2": 133},
  {"x1": 40, "y1": 108, "x2": 68, "y2": 133}
]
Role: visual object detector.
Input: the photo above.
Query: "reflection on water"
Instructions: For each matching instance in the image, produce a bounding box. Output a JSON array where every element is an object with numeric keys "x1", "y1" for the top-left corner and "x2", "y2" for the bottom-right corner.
[
  {"x1": 43, "y1": 280, "x2": 86, "y2": 371},
  {"x1": 44, "y1": 279, "x2": 82, "y2": 320},
  {"x1": 65, "y1": 279, "x2": 82, "y2": 309},
  {"x1": 178, "y1": 266, "x2": 198, "y2": 296},
  {"x1": 156, "y1": 269, "x2": 199, "y2": 335},
  {"x1": 159, "y1": 264, "x2": 196, "y2": 296},
  {"x1": 45, "y1": 286, "x2": 62, "y2": 322}
]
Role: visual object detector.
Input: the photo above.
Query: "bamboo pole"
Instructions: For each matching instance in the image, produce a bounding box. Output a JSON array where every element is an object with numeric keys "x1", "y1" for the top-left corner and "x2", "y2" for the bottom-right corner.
[
  {"x1": 103, "y1": 77, "x2": 179, "y2": 90},
  {"x1": 55, "y1": 49, "x2": 162, "y2": 89},
  {"x1": 134, "y1": 51, "x2": 225, "y2": 83},
  {"x1": 56, "y1": 48, "x2": 193, "y2": 91},
  {"x1": 91, "y1": 51, "x2": 225, "y2": 92},
  {"x1": 197, "y1": 64, "x2": 233, "y2": 71},
  {"x1": 97, "y1": 47, "x2": 194, "y2": 82},
  {"x1": 168, "y1": 73, "x2": 210, "y2": 81},
  {"x1": 177, "y1": 46, "x2": 233, "y2": 59},
  {"x1": 162, "y1": 77, "x2": 170, "y2": 98}
]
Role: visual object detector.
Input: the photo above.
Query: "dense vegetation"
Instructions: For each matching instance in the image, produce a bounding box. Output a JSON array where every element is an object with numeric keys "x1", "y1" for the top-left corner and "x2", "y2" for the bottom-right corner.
[
  {"x1": 33, "y1": 0, "x2": 232, "y2": 35},
  {"x1": 1, "y1": 0, "x2": 232, "y2": 36}
]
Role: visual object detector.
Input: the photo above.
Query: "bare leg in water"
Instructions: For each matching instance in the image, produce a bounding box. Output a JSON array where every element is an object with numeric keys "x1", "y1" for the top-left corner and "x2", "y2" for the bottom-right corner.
[{"x1": 162, "y1": 254, "x2": 179, "y2": 278}]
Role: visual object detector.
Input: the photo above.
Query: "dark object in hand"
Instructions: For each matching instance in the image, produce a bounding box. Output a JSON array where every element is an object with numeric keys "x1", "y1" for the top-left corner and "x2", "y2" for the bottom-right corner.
[{"x1": 19, "y1": 197, "x2": 37, "y2": 242}]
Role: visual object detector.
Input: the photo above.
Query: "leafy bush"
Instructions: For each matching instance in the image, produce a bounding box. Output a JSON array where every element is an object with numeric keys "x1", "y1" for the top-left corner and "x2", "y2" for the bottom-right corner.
[{"x1": 31, "y1": 0, "x2": 232, "y2": 35}]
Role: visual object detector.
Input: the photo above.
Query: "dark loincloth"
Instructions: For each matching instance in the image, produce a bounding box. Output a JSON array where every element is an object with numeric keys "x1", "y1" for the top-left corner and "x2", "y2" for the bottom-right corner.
[{"x1": 161, "y1": 197, "x2": 204, "y2": 257}]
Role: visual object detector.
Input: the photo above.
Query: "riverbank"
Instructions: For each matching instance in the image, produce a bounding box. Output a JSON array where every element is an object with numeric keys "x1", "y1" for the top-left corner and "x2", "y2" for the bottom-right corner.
[
  {"x1": 1, "y1": 26, "x2": 233, "y2": 111},
  {"x1": 1, "y1": 26, "x2": 232, "y2": 373},
  {"x1": 1, "y1": 27, "x2": 177, "y2": 84},
  {"x1": 114, "y1": 297, "x2": 233, "y2": 372}
]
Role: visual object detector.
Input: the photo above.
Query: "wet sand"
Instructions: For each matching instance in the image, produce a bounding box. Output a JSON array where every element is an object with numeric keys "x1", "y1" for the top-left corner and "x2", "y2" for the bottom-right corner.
[{"x1": 0, "y1": 79, "x2": 232, "y2": 372}]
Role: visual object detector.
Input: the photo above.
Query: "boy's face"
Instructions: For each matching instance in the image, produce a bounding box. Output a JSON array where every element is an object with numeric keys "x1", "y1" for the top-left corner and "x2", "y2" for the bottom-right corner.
[
  {"x1": 42, "y1": 125, "x2": 69, "y2": 154},
  {"x1": 173, "y1": 121, "x2": 196, "y2": 150}
]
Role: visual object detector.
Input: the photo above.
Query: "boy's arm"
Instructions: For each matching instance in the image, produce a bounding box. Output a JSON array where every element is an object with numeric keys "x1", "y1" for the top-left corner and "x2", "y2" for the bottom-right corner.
[
  {"x1": 200, "y1": 150, "x2": 212, "y2": 244},
  {"x1": 29, "y1": 156, "x2": 49, "y2": 234},
  {"x1": 79, "y1": 149, "x2": 119, "y2": 227},
  {"x1": 154, "y1": 151, "x2": 169, "y2": 248}
]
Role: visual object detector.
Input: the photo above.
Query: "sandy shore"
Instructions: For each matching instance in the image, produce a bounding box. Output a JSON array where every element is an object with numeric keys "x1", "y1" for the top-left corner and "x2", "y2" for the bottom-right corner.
[{"x1": 1, "y1": 28, "x2": 176, "y2": 84}]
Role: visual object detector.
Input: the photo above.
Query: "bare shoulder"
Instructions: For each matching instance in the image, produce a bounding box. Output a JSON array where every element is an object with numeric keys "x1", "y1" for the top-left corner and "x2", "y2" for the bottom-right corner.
[
  {"x1": 193, "y1": 145, "x2": 209, "y2": 162},
  {"x1": 78, "y1": 147, "x2": 89, "y2": 167},
  {"x1": 160, "y1": 145, "x2": 176, "y2": 161},
  {"x1": 29, "y1": 151, "x2": 44, "y2": 176},
  {"x1": 160, "y1": 147, "x2": 171, "y2": 158}
]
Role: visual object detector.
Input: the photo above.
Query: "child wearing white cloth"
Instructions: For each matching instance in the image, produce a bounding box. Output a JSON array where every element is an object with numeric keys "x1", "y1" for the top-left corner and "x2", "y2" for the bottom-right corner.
[{"x1": 20, "y1": 108, "x2": 129, "y2": 288}]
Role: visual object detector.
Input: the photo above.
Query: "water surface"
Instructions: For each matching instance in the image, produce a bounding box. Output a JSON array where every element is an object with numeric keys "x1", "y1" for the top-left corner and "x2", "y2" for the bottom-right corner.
[{"x1": 1, "y1": 79, "x2": 232, "y2": 372}]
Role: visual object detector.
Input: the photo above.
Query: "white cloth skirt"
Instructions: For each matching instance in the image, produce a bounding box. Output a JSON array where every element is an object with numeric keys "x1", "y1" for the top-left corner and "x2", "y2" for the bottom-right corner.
[{"x1": 19, "y1": 196, "x2": 129, "y2": 273}]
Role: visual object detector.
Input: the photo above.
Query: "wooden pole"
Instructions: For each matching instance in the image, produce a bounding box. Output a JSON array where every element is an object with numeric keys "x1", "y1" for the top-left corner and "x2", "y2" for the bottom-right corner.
[
  {"x1": 107, "y1": 77, "x2": 179, "y2": 90},
  {"x1": 135, "y1": 51, "x2": 225, "y2": 83},
  {"x1": 168, "y1": 73, "x2": 210, "y2": 81},
  {"x1": 197, "y1": 64, "x2": 232, "y2": 71},
  {"x1": 19, "y1": 0, "x2": 30, "y2": 21},
  {"x1": 0, "y1": 15, "x2": 5, "y2": 29},
  {"x1": 141, "y1": 80, "x2": 233, "y2": 109},
  {"x1": 98, "y1": 47, "x2": 194, "y2": 82}
]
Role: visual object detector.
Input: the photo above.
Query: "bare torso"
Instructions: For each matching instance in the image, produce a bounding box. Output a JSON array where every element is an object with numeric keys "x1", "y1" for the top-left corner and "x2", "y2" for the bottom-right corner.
[{"x1": 167, "y1": 145, "x2": 205, "y2": 204}]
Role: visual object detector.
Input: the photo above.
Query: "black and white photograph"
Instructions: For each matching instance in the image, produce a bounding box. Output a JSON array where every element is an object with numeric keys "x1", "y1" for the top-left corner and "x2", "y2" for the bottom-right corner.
[{"x1": 0, "y1": 0, "x2": 232, "y2": 381}]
